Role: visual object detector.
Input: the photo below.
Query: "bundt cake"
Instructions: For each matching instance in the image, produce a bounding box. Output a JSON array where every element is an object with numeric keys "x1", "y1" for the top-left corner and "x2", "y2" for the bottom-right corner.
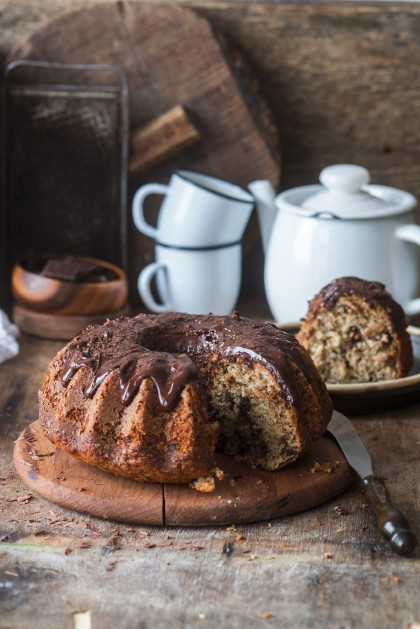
[
  {"x1": 296, "y1": 277, "x2": 413, "y2": 384},
  {"x1": 39, "y1": 312, "x2": 333, "y2": 484}
]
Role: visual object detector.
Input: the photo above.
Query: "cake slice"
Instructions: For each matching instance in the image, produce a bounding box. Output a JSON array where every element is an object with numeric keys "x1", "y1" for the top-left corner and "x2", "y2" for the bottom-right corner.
[{"x1": 296, "y1": 277, "x2": 413, "y2": 384}]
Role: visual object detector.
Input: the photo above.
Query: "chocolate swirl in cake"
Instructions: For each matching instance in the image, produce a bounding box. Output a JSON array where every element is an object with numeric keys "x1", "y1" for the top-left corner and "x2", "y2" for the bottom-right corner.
[{"x1": 59, "y1": 312, "x2": 315, "y2": 410}]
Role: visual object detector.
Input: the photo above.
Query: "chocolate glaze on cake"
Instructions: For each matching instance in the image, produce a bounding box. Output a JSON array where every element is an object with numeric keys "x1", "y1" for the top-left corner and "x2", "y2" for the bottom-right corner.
[
  {"x1": 39, "y1": 312, "x2": 332, "y2": 484},
  {"x1": 311, "y1": 277, "x2": 408, "y2": 334},
  {"x1": 59, "y1": 312, "x2": 317, "y2": 410}
]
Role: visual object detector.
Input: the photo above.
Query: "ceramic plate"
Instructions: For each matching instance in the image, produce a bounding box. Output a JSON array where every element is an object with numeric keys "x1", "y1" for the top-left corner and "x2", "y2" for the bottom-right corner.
[{"x1": 279, "y1": 323, "x2": 420, "y2": 414}]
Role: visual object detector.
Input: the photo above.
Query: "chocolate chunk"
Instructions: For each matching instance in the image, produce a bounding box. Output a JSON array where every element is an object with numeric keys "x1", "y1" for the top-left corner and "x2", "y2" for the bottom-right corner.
[{"x1": 41, "y1": 256, "x2": 117, "y2": 283}]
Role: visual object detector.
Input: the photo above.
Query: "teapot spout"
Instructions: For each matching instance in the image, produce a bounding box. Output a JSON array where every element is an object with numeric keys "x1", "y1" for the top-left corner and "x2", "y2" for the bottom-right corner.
[{"x1": 248, "y1": 180, "x2": 277, "y2": 255}]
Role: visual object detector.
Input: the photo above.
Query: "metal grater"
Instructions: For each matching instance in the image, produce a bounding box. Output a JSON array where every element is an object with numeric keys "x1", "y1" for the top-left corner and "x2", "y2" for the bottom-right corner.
[{"x1": 1, "y1": 60, "x2": 129, "y2": 310}]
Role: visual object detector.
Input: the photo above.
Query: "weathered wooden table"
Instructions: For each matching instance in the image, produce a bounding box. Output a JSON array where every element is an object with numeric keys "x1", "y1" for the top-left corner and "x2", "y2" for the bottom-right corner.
[{"x1": 0, "y1": 330, "x2": 419, "y2": 629}]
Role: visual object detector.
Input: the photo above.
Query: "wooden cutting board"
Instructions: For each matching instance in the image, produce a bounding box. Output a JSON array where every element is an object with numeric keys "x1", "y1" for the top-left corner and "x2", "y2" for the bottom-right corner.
[
  {"x1": 6, "y1": 1, "x2": 280, "y2": 305},
  {"x1": 14, "y1": 420, "x2": 356, "y2": 526}
]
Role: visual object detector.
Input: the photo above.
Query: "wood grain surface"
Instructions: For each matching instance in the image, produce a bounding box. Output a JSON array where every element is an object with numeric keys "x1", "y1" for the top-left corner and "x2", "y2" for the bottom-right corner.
[
  {"x1": 1, "y1": 333, "x2": 420, "y2": 628},
  {"x1": 13, "y1": 420, "x2": 355, "y2": 526},
  {"x1": 4, "y1": 0, "x2": 420, "y2": 208}
]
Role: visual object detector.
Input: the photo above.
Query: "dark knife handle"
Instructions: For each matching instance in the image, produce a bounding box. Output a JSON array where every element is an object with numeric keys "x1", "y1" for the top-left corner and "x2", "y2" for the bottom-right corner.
[{"x1": 361, "y1": 475, "x2": 417, "y2": 556}]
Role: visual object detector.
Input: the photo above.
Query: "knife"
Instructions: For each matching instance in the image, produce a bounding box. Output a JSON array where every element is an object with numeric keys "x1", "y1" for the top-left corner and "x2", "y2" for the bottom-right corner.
[{"x1": 327, "y1": 410, "x2": 417, "y2": 556}]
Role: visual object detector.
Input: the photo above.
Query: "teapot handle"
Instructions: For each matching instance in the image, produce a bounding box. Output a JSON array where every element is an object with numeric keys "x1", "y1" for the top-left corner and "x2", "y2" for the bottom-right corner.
[
  {"x1": 248, "y1": 180, "x2": 277, "y2": 255},
  {"x1": 395, "y1": 224, "x2": 420, "y2": 315}
]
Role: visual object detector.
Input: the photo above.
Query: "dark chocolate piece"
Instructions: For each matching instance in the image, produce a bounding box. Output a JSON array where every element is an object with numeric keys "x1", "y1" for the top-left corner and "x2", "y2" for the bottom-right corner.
[{"x1": 41, "y1": 256, "x2": 117, "y2": 283}]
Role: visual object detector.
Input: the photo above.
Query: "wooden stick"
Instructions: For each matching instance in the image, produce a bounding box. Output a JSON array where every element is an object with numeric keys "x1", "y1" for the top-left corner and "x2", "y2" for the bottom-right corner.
[{"x1": 129, "y1": 105, "x2": 201, "y2": 175}]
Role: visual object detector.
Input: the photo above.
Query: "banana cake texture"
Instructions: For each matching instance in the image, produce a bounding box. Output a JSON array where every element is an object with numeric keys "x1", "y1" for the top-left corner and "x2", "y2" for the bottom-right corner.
[
  {"x1": 296, "y1": 277, "x2": 413, "y2": 384},
  {"x1": 39, "y1": 312, "x2": 332, "y2": 484}
]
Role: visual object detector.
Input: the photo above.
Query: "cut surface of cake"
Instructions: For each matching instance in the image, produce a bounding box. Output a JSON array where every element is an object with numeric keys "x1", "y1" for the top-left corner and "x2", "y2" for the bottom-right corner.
[
  {"x1": 39, "y1": 312, "x2": 332, "y2": 484},
  {"x1": 296, "y1": 277, "x2": 413, "y2": 384}
]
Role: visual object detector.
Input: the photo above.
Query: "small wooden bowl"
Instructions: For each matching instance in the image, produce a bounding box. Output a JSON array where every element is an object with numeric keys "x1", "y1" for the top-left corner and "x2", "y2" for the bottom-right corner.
[{"x1": 12, "y1": 254, "x2": 128, "y2": 316}]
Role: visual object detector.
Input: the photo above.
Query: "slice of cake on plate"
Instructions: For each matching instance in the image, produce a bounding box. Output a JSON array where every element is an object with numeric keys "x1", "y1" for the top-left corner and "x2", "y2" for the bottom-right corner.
[{"x1": 296, "y1": 277, "x2": 413, "y2": 384}]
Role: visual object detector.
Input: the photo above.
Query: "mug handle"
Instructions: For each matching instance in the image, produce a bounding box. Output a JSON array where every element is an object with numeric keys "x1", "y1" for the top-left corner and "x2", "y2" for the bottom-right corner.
[
  {"x1": 132, "y1": 183, "x2": 168, "y2": 239},
  {"x1": 138, "y1": 262, "x2": 172, "y2": 313},
  {"x1": 395, "y1": 224, "x2": 420, "y2": 315}
]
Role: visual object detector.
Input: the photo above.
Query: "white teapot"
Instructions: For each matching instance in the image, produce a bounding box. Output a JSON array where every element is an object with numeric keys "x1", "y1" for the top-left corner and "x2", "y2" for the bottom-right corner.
[{"x1": 250, "y1": 164, "x2": 420, "y2": 323}]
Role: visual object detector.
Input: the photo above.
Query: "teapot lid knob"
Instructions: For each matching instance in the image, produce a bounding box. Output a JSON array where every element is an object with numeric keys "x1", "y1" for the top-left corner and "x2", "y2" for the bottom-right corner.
[
  {"x1": 319, "y1": 164, "x2": 370, "y2": 194},
  {"x1": 279, "y1": 163, "x2": 417, "y2": 219}
]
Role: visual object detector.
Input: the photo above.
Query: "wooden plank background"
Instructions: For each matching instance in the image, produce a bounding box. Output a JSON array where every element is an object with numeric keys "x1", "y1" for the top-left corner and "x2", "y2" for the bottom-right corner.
[
  {"x1": 2, "y1": 0, "x2": 420, "y2": 201},
  {"x1": 2, "y1": 0, "x2": 420, "y2": 308}
]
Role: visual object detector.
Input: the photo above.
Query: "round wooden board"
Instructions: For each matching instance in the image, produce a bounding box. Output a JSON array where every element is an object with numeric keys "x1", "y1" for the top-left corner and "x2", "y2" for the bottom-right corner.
[
  {"x1": 14, "y1": 420, "x2": 356, "y2": 526},
  {"x1": 13, "y1": 304, "x2": 131, "y2": 341}
]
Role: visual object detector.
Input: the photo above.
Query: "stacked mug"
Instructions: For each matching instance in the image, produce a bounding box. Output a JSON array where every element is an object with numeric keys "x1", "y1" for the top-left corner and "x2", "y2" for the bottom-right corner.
[{"x1": 132, "y1": 170, "x2": 254, "y2": 315}]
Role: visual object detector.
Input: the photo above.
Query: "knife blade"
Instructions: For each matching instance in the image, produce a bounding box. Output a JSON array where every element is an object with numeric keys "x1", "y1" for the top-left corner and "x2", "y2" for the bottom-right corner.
[{"x1": 327, "y1": 410, "x2": 417, "y2": 556}]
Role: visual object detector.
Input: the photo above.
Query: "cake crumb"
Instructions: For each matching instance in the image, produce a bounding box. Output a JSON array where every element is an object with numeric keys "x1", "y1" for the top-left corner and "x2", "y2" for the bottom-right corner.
[
  {"x1": 189, "y1": 476, "x2": 215, "y2": 493},
  {"x1": 198, "y1": 613, "x2": 206, "y2": 620},
  {"x1": 334, "y1": 505, "x2": 349, "y2": 516},
  {"x1": 262, "y1": 612, "x2": 272, "y2": 620},
  {"x1": 311, "y1": 461, "x2": 340, "y2": 474},
  {"x1": 189, "y1": 468, "x2": 224, "y2": 493},
  {"x1": 324, "y1": 552, "x2": 333, "y2": 559},
  {"x1": 215, "y1": 468, "x2": 224, "y2": 481}
]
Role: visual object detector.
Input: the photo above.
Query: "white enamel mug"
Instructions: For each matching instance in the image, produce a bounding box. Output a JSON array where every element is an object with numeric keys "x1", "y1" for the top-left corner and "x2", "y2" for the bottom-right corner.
[
  {"x1": 138, "y1": 244, "x2": 242, "y2": 315},
  {"x1": 132, "y1": 170, "x2": 254, "y2": 248}
]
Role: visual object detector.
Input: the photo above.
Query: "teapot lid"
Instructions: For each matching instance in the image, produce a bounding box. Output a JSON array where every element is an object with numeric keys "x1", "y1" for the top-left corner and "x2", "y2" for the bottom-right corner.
[{"x1": 278, "y1": 164, "x2": 416, "y2": 219}]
